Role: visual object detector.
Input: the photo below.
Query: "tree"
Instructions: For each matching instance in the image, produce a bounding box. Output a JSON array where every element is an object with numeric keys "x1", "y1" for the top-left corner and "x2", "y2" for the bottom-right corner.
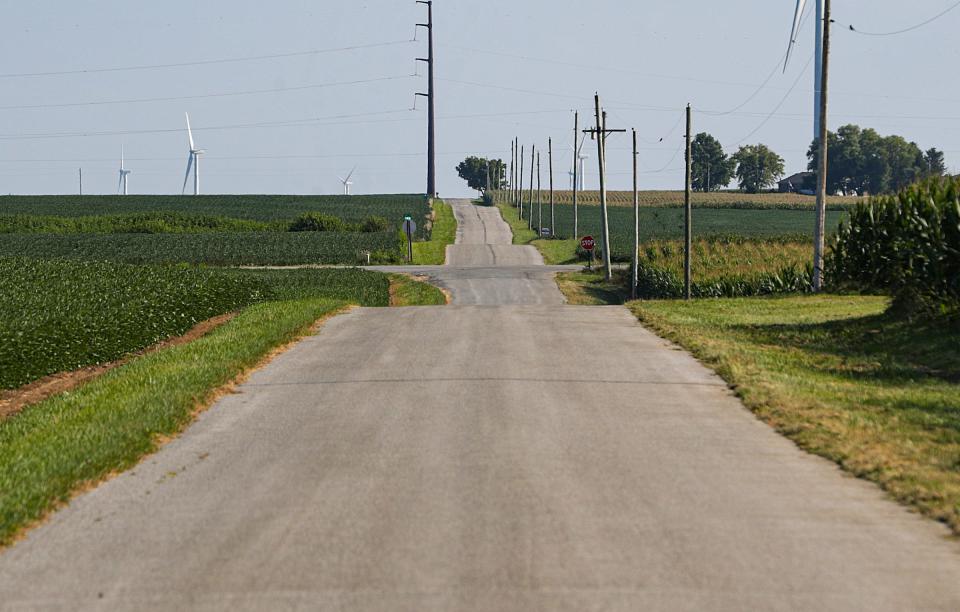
[
  {"x1": 690, "y1": 133, "x2": 734, "y2": 192},
  {"x1": 807, "y1": 125, "x2": 947, "y2": 195},
  {"x1": 923, "y1": 148, "x2": 947, "y2": 178},
  {"x1": 455, "y1": 156, "x2": 505, "y2": 194},
  {"x1": 731, "y1": 144, "x2": 785, "y2": 193}
]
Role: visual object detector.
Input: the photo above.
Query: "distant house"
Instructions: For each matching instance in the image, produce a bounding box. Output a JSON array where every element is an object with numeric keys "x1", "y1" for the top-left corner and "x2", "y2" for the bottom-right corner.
[{"x1": 778, "y1": 172, "x2": 814, "y2": 194}]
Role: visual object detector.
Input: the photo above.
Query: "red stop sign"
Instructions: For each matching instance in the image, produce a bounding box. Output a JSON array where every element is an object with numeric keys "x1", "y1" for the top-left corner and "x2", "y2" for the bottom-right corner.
[{"x1": 580, "y1": 236, "x2": 596, "y2": 251}]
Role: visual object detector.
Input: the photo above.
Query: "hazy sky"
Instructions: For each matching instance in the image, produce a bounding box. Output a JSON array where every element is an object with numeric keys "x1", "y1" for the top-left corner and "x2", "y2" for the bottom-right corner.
[{"x1": 0, "y1": 1, "x2": 957, "y2": 196}]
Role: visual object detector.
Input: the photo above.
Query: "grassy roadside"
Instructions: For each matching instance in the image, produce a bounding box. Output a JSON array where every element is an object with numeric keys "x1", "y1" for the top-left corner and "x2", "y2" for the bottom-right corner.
[
  {"x1": 409, "y1": 199, "x2": 455, "y2": 265},
  {"x1": 556, "y1": 271, "x2": 630, "y2": 305},
  {"x1": 0, "y1": 298, "x2": 343, "y2": 546},
  {"x1": 629, "y1": 295, "x2": 960, "y2": 534},
  {"x1": 494, "y1": 202, "x2": 578, "y2": 264},
  {"x1": 389, "y1": 273, "x2": 447, "y2": 306}
]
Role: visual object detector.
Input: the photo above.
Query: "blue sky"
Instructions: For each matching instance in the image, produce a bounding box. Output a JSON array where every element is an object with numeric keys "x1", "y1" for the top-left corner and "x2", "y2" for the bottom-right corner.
[{"x1": 0, "y1": 0, "x2": 956, "y2": 196}]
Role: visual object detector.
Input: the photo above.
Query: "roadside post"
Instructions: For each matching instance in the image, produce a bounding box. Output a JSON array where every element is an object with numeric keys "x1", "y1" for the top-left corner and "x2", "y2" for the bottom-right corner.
[
  {"x1": 402, "y1": 216, "x2": 417, "y2": 263},
  {"x1": 580, "y1": 235, "x2": 595, "y2": 271}
]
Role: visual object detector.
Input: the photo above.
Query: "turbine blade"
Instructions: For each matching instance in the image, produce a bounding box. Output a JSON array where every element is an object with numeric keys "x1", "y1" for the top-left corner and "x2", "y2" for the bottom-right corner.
[
  {"x1": 182, "y1": 153, "x2": 194, "y2": 195},
  {"x1": 345, "y1": 165, "x2": 357, "y2": 182},
  {"x1": 118, "y1": 171, "x2": 123, "y2": 195},
  {"x1": 185, "y1": 112, "x2": 195, "y2": 151},
  {"x1": 784, "y1": 0, "x2": 808, "y2": 72}
]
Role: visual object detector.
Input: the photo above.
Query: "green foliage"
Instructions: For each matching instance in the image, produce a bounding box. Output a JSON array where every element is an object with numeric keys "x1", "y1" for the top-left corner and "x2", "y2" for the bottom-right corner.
[
  {"x1": 0, "y1": 258, "x2": 263, "y2": 389},
  {"x1": 288, "y1": 212, "x2": 347, "y2": 232},
  {"x1": 0, "y1": 232, "x2": 402, "y2": 265},
  {"x1": 0, "y1": 259, "x2": 418, "y2": 390},
  {"x1": 731, "y1": 144, "x2": 785, "y2": 193},
  {"x1": 691, "y1": 133, "x2": 735, "y2": 192},
  {"x1": 546, "y1": 204, "x2": 846, "y2": 260},
  {"x1": 807, "y1": 124, "x2": 947, "y2": 195},
  {"x1": 456, "y1": 156, "x2": 506, "y2": 193},
  {"x1": 359, "y1": 216, "x2": 390, "y2": 233},
  {"x1": 830, "y1": 176, "x2": 960, "y2": 314},
  {"x1": 633, "y1": 238, "x2": 814, "y2": 299},
  {"x1": 0, "y1": 194, "x2": 429, "y2": 231},
  {"x1": 0, "y1": 212, "x2": 272, "y2": 234}
]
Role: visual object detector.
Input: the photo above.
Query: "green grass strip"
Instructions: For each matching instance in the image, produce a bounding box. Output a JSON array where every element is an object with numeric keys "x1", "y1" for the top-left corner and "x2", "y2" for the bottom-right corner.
[
  {"x1": 410, "y1": 200, "x2": 456, "y2": 265},
  {"x1": 629, "y1": 295, "x2": 960, "y2": 534},
  {"x1": 0, "y1": 298, "x2": 343, "y2": 546}
]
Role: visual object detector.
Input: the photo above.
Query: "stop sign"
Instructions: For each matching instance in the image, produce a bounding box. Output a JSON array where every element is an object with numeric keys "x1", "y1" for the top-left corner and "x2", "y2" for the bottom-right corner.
[{"x1": 580, "y1": 236, "x2": 596, "y2": 251}]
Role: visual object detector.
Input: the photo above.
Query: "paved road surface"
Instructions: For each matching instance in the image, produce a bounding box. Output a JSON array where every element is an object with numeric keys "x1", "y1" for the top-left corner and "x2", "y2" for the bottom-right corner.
[{"x1": 2, "y1": 199, "x2": 959, "y2": 611}]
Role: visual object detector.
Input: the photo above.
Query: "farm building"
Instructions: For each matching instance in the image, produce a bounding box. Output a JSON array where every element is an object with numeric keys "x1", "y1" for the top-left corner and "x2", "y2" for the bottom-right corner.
[{"x1": 778, "y1": 172, "x2": 814, "y2": 194}]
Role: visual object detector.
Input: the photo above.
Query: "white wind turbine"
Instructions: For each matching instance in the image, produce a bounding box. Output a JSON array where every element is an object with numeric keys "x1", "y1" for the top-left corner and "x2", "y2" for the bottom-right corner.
[
  {"x1": 338, "y1": 166, "x2": 357, "y2": 195},
  {"x1": 181, "y1": 112, "x2": 205, "y2": 196},
  {"x1": 785, "y1": 0, "x2": 825, "y2": 139},
  {"x1": 117, "y1": 145, "x2": 131, "y2": 195},
  {"x1": 570, "y1": 136, "x2": 589, "y2": 190}
]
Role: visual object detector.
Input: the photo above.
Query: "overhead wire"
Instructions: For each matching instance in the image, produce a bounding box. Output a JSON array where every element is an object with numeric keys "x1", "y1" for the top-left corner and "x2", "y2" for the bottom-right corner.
[
  {"x1": 835, "y1": 1, "x2": 960, "y2": 36},
  {"x1": 0, "y1": 40, "x2": 415, "y2": 79}
]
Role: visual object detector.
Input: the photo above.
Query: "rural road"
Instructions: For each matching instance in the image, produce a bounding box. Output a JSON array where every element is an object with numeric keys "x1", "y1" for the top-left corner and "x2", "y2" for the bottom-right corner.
[{"x1": 2, "y1": 199, "x2": 960, "y2": 611}]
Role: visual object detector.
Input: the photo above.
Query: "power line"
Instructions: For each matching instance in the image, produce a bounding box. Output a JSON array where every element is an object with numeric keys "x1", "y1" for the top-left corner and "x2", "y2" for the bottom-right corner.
[
  {"x1": 0, "y1": 40, "x2": 414, "y2": 79},
  {"x1": 731, "y1": 53, "x2": 815, "y2": 145},
  {"x1": 0, "y1": 109, "x2": 418, "y2": 141},
  {"x1": 0, "y1": 75, "x2": 415, "y2": 111},
  {"x1": 837, "y1": 1, "x2": 960, "y2": 36}
]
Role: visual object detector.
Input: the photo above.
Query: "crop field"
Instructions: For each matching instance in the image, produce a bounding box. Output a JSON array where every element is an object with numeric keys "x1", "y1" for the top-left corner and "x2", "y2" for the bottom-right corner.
[
  {"x1": 0, "y1": 194, "x2": 431, "y2": 230},
  {"x1": 635, "y1": 238, "x2": 814, "y2": 298},
  {"x1": 497, "y1": 189, "x2": 857, "y2": 209},
  {"x1": 0, "y1": 258, "x2": 408, "y2": 390},
  {"x1": 537, "y1": 204, "x2": 846, "y2": 259},
  {"x1": 0, "y1": 231, "x2": 402, "y2": 266}
]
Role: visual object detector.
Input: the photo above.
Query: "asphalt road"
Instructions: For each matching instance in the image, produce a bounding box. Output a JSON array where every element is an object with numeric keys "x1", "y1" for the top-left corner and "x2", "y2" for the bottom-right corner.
[{"x1": 2, "y1": 199, "x2": 959, "y2": 611}]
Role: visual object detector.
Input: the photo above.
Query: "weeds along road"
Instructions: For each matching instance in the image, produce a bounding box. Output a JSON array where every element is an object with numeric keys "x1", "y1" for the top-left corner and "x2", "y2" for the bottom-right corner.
[{"x1": 2, "y1": 200, "x2": 959, "y2": 611}]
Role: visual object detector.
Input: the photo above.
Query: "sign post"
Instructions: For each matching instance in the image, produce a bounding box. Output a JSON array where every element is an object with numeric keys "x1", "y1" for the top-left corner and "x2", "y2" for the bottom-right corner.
[
  {"x1": 580, "y1": 235, "x2": 595, "y2": 270},
  {"x1": 402, "y1": 216, "x2": 417, "y2": 263}
]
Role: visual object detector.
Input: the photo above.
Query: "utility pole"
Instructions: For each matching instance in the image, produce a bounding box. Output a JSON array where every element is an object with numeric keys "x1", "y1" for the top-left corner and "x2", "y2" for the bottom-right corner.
[
  {"x1": 583, "y1": 94, "x2": 625, "y2": 281},
  {"x1": 813, "y1": 0, "x2": 831, "y2": 291},
  {"x1": 528, "y1": 144, "x2": 536, "y2": 230},
  {"x1": 415, "y1": 1, "x2": 436, "y2": 198},
  {"x1": 518, "y1": 145, "x2": 524, "y2": 219},
  {"x1": 572, "y1": 111, "x2": 579, "y2": 239},
  {"x1": 632, "y1": 128, "x2": 639, "y2": 300},
  {"x1": 684, "y1": 104, "x2": 693, "y2": 300},
  {"x1": 536, "y1": 151, "x2": 542, "y2": 236},
  {"x1": 549, "y1": 137, "x2": 555, "y2": 237},
  {"x1": 510, "y1": 139, "x2": 517, "y2": 204}
]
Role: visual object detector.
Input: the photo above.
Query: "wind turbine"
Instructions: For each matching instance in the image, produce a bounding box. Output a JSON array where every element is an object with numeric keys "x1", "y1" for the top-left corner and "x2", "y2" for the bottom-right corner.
[
  {"x1": 785, "y1": 0, "x2": 825, "y2": 139},
  {"x1": 181, "y1": 112, "x2": 205, "y2": 196},
  {"x1": 569, "y1": 138, "x2": 589, "y2": 191},
  {"x1": 338, "y1": 166, "x2": 357, "y2": 195},
  {"x1": 117, "y1": 145, "x2": 131, "y2": 196}
]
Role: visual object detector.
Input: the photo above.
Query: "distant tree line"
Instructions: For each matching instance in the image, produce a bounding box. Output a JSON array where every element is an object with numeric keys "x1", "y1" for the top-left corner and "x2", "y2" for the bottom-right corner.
[
  {"x1": 460, "y1": 124, "x2": 947, "y2": 197},
  {"x1": 688, "y1": 124, "x2": 947, "y2": 195},
  {"x1": 806, "y1": 125, "x2": 946, "y2": 195}
]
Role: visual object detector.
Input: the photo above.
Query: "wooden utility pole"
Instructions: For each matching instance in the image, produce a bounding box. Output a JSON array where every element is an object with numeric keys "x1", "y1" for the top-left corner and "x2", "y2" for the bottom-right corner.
[
  {"x1": 548, "y1": 137, "x2": 555, "y2": 237},
  {"x1": 528, "y1": 145, "x2": 536, "y2": 230},
  {"x1": 583, "y1": 94, "x2": 625, "y2": 281},
  {"x1": 684, "y1": 104, "x2": 693, "y2": 300},
  {"x1": 415, "y1": 1, "x2": 436, "y2": 198},
  {"x1": 572, "y1": 111, "x2": 579, "y2": 239},
  {"x1": 536, "y1": 151, "x2": 543, "y2": 236},
  {"x1": 632, "y1": 129, "x2": 639, "y2": 300},
  {"x1": 510, "y1": 139, "x2": 517, "y2": 204},
  {"x1": 518, "y1": 145, "x2": 525, "y2": 218},
  {"x1": 813, "y1": 0, "x2": 831, "y2": 291}
]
